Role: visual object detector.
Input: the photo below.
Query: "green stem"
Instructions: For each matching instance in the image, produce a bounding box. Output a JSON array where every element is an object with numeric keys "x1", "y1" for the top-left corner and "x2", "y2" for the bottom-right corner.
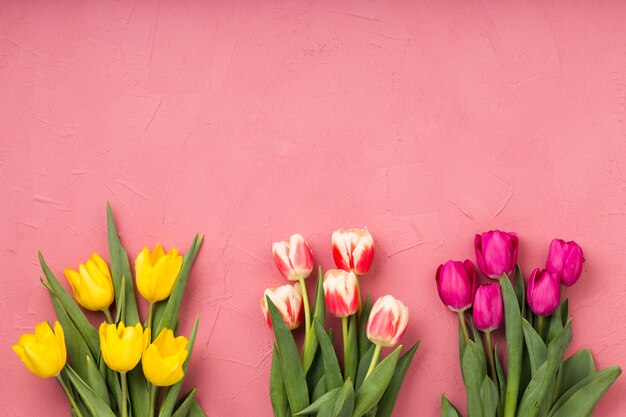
[
  {"x1": 537, "y1": 315, "x2": 545, "y2": 340},
  {"x1": 365, "y1": 344, "x2": 382, "y2": 380},
  {"x1": 342, "y1": 316, "x2": 349, "y2": 374},
  {"x1": 148, "y1": 383, "x2": 158, "y2": 417},
  {"x1": 355, "y1": 274, "x2": 362, "y2": 317},
  {"x1": 56, "y1": 374, "x2": 85, "y2": 417},
  {"x1": 485, "y1": 331, "x2": 497, "y2": 382},
  {"x1": 458, "y1": 310, "x2": 470, "y2": 344},
  {"x1": 146, "y1": 302, "x2": 155, "y2": 332},
  {"x1": 120, "y1": 372, "x2": 128, "y2": 417},
  {"x1": 299, "y1": 278, "x2": 311, "y2": 335},
  {"x1": 103, "y1": 308, "x2": 114, "y2": 323}
]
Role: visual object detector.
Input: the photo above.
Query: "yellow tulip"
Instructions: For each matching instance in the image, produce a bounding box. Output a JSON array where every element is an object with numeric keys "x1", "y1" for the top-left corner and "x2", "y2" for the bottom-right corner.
[
  {"x1": 99, "y1": 322, "x2": 150, "y2": 373},
  {"x1": 12, "y1": 321, "x2": 66, "y2": 378},
  {"x1": 64, "y1": 253, "x2": 114, "y2": 311},
  {"x1": 135, "y1": 244, "x2": 183, "y2": 303},
  {"x1": 142, "y1": 328, "x2": 188, "y2": 386}
]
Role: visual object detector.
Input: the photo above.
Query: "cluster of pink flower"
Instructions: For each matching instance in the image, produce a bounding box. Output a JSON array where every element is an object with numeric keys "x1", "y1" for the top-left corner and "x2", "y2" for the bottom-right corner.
[
  {"x1": 261, "y1": 228, "x2": 408, "y2": 348},
  {"x1": 436, "y1": 231, "x2": 584, "y2": 336}
]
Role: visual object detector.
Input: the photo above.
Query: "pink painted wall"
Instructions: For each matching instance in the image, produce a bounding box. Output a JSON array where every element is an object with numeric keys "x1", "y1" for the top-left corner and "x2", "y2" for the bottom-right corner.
[{"x1": 1, "y1": 0, "x2": 626, "y2": 415}]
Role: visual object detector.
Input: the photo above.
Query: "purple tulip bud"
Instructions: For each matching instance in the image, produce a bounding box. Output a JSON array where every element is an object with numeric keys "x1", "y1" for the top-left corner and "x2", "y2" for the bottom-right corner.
[
  {"x1": 527, "y1": 268, "x2": 560, "y2": 316},
  {"x1": 472, "y1": 283, "x2": 503, "y2": 332},
  {"x1": 474, "y1": 230, "x2": 519, "y2": 279},
  {"x1": 435, "y1": 260, "x2": 477, "y2": 312},
  {"x1": 545, "y1": 239, "x2": 585, "y2": 287}
]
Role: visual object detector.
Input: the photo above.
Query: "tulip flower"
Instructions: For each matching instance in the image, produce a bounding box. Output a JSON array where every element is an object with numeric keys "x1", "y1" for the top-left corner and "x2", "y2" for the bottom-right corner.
[
  {"x1": 261, "y1": 283, "x2": 304, "y2": 330},
  {"x1": 323, "y1": 269, "x2": 360, "y2": 318},
  {"x1": 13, "y1": 321, "x2": 66, "y2": 378},
  {"x1": 135, "y1": 244, "x2": 183, "y2": 303},
  {"x1": 64, "y1": 253, "x2": 114, "y2": 317},
  {"x1": 527, "y1": 268, "x2": 561, "y2": 318},
  {"x1": 472, "y1": 283, "x2": 503, "y2": 332},
  {"x1": 473, "y1": 283, "x2": 503, "y2": 382},
  {"x1": 545, "y1": 238, "x2": 585, "y2": 287},
  {"x1": 136, "y1": 244, "x2": 183, "y2": 330},
  {"x1": 474, "y1": 230, "x2": 519, "y2": 279},
  {"x1": 272, "y1": 234, "x2": 314, "y2": 281},
  {"x1": 332, "y1": 228, "x2": 374, "y2": 275},
  {"x1": 435, "y1": 260, "x2": 477, "y2": 313},
  {"x1": 99, "y1": 321, "x2": 150, "y2": 373},
  {"x1": 365, "y1": 295, "x2": 409, "y2": 379}
]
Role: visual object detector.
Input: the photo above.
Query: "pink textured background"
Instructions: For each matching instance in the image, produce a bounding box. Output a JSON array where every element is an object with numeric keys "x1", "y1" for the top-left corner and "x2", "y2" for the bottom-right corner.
[{"x1": 1, "y1": 0, "x2": 626, "y2": 415}]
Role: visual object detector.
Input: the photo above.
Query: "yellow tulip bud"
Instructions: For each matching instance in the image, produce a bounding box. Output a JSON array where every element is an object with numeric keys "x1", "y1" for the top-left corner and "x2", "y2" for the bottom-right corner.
[
  {"x1": 142, "y1": 328, "x2": 188, "y2": 386},
  {"x1": 135, "y1": 244, "x2": 183, "y2": 303},
  {"x1": 99, "y1": 322, "x2": 150, "y2": 373},
  {"x1": 64, "y1": 253, "x2": 114, "y2": 311},
  {"x1": 12, "y1": 321, "x2": 66, "y2": 378}
]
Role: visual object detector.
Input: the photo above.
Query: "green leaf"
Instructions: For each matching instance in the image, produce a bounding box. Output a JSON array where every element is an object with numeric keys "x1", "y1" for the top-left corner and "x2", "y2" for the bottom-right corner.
[
  {"x1": 155, "y1": 234, "x2": 204, "y2": 336},
  {"x1": 345, "y1": 315, "x2": 359, "y2": 383},
  {"x1": 314, "y1": 319, "x2": 343, "y2": 390},
  {"x1": 186, "y1": 400, "x2": 208, "y2": 417},
  {"x1": 375, "y1": 340, "x2": 419, "y2": 417},
  {"x1": 549, "y1": 366, "x2": 621, "y2": 417},
  {"x1": 558, "y1": 349, "x2": 595, "y2": 398},
  {"x1": 481, "y1": 376, "x2": 498, "y2": 417},
  {"x1": 267, "y1": 297, "x2": 309, "y2": 414},
  {"x1": 334, "y1": 379, "x2": 355, "y2": 417},
  {"x1": 129, "y1": 366, "x2": 150, "y2": 417},
  {"x1": 538, "y1": 321, "x2": 573, "y2": 415},
  {"x1": 313, "y1": 374, "x2": 328, "y2": 402},
  {"x1": 521, "y1": 318, "x2": 547, "y2": 376},
  {"x1": 85, "y1": 355, "x2": 110, "y2": 408},
  {"x1": 355, "y1": 345, "x2": 375, "y2": 392},
  {"x1": 106, "y1": 203, "x2": 140, "y2": 325},
  {"x1": 269, "y1": 345, "x2": 289, "y2": 417},
  {"x1": 501, "y1": 274, "x2": 523, "y2": 417},
  {"x1": 441, "y1": 393, "x2": 463, "y2": 417},
  {"x1": 104, "y1": 367, "x2": 123, "y2": 414},
  {"x1": 517, "y1": 361, "x2": 549, "y2": 417},
  {"x1": 548, "y1": 304, "x2": 564, "y2": 343},
  {"x1": 461, "y1": 341, "x2": 486, "y2": 417},
  {"x1": 303, "y1": 267, "x2": 325, "y2": 375},
  {"x1": 64, "y1": 366, "x2": 116, "y2": 417},
  {"x1": 171, "y1": 387, "x2": 196, "y2": 417},
  {"x1": 294, "y1": 387, "x2": 341, "y2": 415},
  {"x1": 358, "y1": 294, "x2": 373, "y2": 360},
  {"x1": 352, "y1": 345, "x2": 401, "y2": 417},
  {"x1": 39, "y1": 253, "x2": 100, "y2": 359},
  {"x1": 514, "y1": 265, "x2": 526, "y2": 318},
  {"x1": 306, "y1": 347, "x2": 325, "y2": 395},
  {"x1": 159, "y1": 317, "x2": 200, "y2": 417}
]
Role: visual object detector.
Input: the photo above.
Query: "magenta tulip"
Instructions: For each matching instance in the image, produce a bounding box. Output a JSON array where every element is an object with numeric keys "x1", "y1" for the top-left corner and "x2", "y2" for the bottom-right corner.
[
  {"x1": 527, "y1": 268, "x2": 560, "y2": 316},
  {"x1": 545, "y1": 239, "x2": 585, "y2": 287},
  {"x1": 472, "y1": 284, "x2": 503, "y2": 332},
  {"x1": 474, "y1": 230, "x2": 519, "y2": 279},
  {"x1": 435, "y1": 260, "x2": 477, "y2": 312}
]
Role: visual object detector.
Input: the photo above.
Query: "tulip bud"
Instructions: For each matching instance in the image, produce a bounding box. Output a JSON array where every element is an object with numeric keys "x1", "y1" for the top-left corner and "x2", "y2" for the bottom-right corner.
[
  {"x1": 260, "y1": 283, "x2": 304, "y2": 330},
  {"x1": 142, "y1": 328, "x2": 188, "y2": 386},
  {"x1": 366, "y1": 295, "x2": 409, "y2": 347},
  {"x1": 99, "y1": 322, "x2": 150, "y2": 373},
  {"x1": 474, "y1": 230, "x2": 519, "y2": 279},
  {"x1": 64, "y1": 253, "x2": 114, "y2": 311},
  {"x1": 527, "y1": 268, "x2": 561, "y2": 316},
  {"x1": 472, "y1": 284, "x2": 503, "y2": 332},
  {"x1": 435, "y1": 260, "x2": 477, "y2": 312},
  {"x1": 135, "y1": 244, "x2": 183, "y2": 303},
  {"x1": 323, "y1": 269, "x2": 360, "y2": 318},
  {"x1": 12, "y1": 321, "x2": 66, "y2": 378},
  {"x1": 545, "y1": 239, "x2": 585, "y2": 287},
  {"x1": 272, "y1": 234, "x2": 314, "y2": 281},
  {"x1": 332, "y1": 228, "x2": 374, "y2": 275}
]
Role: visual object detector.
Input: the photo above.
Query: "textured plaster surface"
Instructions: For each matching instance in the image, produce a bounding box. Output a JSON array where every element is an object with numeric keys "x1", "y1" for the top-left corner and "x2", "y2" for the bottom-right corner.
[{"x1": 1, "y1": 0, "x2": 626, "y2": 416}]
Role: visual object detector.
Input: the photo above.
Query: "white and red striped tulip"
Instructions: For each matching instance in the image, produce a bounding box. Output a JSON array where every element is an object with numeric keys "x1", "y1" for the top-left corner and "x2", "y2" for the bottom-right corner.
[
  {"x1": 260, "y1": 283, "x2": 304, "y2": 330},
  {"x1": 272, "y1": 234, "x2": 314, "y2": 281},
  {"x1": 323, "y1": 269, "x2": 360, "y2": 318},
  {"x1": 332, "y1": 228, "x2": 374, "y2": 275},
  {"x1": 366, "y1": 295, "x2": 409, "y2": 347}
]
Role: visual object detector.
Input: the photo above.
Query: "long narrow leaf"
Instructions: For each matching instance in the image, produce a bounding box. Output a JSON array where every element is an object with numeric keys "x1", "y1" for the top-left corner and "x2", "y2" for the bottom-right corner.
[
  {"x1": 313, "y1": 319, "x2": 343, "y2": 390},
  {"x1": 303, "y1": 267, "x2": 325, "y2": 374},
  {"x1": 375, "y1": 340, "x2": 419, "y2": 417},
  {"x1": 501, "y1": 274, "x2": 522, "y2": 417},
  {"x1": 269, "y1": 345, "x2": 289, "y2": 417},
  {"x1": 461, "y1": 341, "x2": 486, "y2": 417},
  {"x1": 358, "y1": 294, "x2": 373, "y2": 360},
  {"x1": 522, "y1": 318, "x2": 547, "y2": 376},
  {"x1": 171, "y1": 387, "x2": 196, "y2": 417},
  {"x1": 64, "y1": 366, "x2": 116, "y2": 417},
  {"x1": 352, "y1": 346, "x2": 401, "y2": 417}
]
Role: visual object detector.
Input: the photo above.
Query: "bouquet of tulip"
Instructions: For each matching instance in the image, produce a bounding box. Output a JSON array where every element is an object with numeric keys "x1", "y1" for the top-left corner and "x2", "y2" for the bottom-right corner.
[
  {"x1": 261, "y1": 229, "x2": 419, "y2": 417},
  {"x1": 436, "y1": 230, "x2": 622, "y2": 417},
  {"x1": 12, "y1": 204, "x2": 207, "y2": 417}
]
